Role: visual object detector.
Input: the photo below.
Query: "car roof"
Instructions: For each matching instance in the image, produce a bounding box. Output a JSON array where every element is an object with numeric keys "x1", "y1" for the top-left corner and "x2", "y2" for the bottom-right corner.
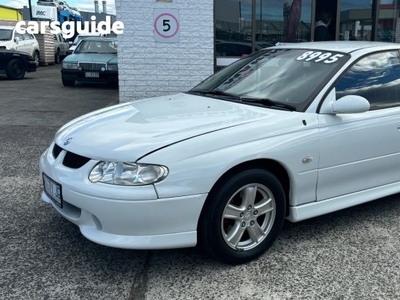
[
  {"x1": 78, "y1": 37, "x2": 116, "y2": 41},
  {"x1": 272, "y1": 41, "x2": 400, "y2": 53},
  {"x1": 0, "y1": 26, "x2": 14, "y2": 30},
  {"x1": 77, "y1": 33, "x2": 101, "y2": 37}
]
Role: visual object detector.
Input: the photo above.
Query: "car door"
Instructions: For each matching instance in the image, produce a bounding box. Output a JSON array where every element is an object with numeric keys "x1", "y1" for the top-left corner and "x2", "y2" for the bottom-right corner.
[
  {"x1": 59, "y1": 34, "x2": 68, "y2": 55},
  {"x1": 317, "y1": 50, "x2": 400, "y2": 201},
  {"x1": 23, "y1": 33, "x2": 36, "y2": 56},
  {"x1": 14, "y1": 32, "x2": 26, "y2": 52}
]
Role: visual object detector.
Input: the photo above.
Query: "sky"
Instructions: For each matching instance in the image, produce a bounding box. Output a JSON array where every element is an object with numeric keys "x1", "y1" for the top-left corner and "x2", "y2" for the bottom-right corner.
[{"x1": 0, "y1": 0, "x2": 116, "y2": 14}]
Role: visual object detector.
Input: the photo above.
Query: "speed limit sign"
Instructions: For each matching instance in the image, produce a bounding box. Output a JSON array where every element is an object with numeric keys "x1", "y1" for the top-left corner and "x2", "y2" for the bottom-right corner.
[{"x1": 154, "y1": 9, "x2": 180, "y2": 42}]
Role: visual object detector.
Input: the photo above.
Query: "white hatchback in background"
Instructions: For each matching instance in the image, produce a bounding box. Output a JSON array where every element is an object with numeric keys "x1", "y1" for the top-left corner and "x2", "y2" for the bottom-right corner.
[
  {"x1": 0, "y1": 26, "x2": 40, "y2": 66},
  {"x1": 40, "y1": 41, "x2": 400, "y2": 265}
]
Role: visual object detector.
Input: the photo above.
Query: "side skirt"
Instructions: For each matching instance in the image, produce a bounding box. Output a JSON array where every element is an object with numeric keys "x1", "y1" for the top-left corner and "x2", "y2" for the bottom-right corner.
[{"x1": 287, "y1": 181, "x2": 400, "y2": 222}]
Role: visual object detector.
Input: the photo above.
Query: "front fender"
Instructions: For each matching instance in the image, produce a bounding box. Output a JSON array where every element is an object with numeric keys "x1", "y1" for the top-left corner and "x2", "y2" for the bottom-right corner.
[{"x1": 140, "y1": 115, "x2": 320, "y2": 207}]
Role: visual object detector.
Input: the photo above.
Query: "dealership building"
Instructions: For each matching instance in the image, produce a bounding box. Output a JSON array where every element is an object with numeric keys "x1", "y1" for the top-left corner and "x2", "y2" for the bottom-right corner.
[{"x1": 116, "y1": 0, "x2": 400, "y2": 102}]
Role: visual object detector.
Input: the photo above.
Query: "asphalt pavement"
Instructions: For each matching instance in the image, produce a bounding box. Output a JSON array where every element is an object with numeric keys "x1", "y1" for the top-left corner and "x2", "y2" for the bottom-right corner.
[{"x1": 1, "y1": 65, "x2": 400, "y2": 300}]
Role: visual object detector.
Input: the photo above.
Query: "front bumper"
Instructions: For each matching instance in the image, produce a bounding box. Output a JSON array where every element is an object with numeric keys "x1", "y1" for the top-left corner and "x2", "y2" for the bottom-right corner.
[
  {"x1": 39, "y1": 144, "x2": 207, "y2": 249},
  {"x1": 61, "y1": 69, "x2": 118, "y2": 83}
]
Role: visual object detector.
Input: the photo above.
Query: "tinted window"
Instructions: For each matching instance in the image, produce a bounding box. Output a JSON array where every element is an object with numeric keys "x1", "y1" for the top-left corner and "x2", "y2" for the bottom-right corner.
[
  {"x1": 0, "y1": 29, "x2": 13, "y2": 41},
  {"x1": 336, "y1": 51, "x2": 400, "y2": 110}
]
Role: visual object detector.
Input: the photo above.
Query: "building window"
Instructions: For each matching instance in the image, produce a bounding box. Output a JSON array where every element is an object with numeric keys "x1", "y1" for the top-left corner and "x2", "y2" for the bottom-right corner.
[{"x1": 215, "y1": 0, "x2": 312, "y2": 71}]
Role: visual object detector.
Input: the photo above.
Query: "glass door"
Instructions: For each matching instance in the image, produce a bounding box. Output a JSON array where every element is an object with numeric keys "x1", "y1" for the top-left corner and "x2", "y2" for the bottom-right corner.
[
  {"x1": 376, "y1": 0, "x2": 400, "y2": 42},
  {"x1": 337, "y1": 0, "x2": 374, "y2": 41}
]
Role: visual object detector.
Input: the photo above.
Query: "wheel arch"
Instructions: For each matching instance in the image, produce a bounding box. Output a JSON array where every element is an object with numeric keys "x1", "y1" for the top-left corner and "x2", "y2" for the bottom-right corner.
[{"x1": 198, "y1": 158, "x2": 291, "y2": 227}]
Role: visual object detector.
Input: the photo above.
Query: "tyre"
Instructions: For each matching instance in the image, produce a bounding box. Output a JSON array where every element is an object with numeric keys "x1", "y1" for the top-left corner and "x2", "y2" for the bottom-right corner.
[
  {"x1": 55, "y1": 49, "x2": 60, "y2": 64},
  {"x1": 33, "y1": 51, "x2": 40, "y2": 67},
  {"x1": 198, "y1": 169, "x2": 286, "y2": 265},
  {"x1": 5, "y1": 59, "x2": 26, "y2": 80},
  {"x1": 62, "y1": 76, "x2": 75, "y2": 86}
]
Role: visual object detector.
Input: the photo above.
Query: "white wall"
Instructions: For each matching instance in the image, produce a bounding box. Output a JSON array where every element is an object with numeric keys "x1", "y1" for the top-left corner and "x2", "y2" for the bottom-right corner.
[{"x1": 116, "y1": 0, "x2": 214, "y2": 102}]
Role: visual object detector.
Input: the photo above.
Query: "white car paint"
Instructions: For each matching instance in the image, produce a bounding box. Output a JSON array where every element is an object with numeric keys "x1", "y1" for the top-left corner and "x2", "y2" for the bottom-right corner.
[
  {"x1": 40, "y1": 41, "x2": 400, "y2": 256},
  {"x1": 0, "y1": 26, "x2": 40, "y2": 58}
]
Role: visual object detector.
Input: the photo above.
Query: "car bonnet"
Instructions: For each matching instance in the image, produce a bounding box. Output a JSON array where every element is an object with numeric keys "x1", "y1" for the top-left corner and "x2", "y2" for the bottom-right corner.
[{"x1": 54, "y1": 93, "x2": 276, "y2": 162}]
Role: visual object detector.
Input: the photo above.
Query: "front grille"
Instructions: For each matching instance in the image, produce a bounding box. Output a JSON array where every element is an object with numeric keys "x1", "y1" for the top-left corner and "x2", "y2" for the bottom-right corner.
[
  {"x1": 51, "y1": 143, "x2": 90, "y2": 169},
  {"x1": 63, "y1": 151, "x2": 91, "y2": 169},
  {"x1": 79, "y1": 63, "x2": 106, "y2": 71}
]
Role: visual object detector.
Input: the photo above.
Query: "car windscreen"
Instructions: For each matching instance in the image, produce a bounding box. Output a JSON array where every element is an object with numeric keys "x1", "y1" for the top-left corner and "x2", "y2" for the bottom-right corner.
[
  {"x1": 75, "y1": 40, "x2": 118, "y2": 54},
  {"x1": 0, "y1": 29, "x2": 12, "y2": 41},
  {"x1": 191, "y1": 48, "x2": 350, "y2": 111},
  {"x1": 74, "y1": 35, "x2": 100, "y2": 44}
]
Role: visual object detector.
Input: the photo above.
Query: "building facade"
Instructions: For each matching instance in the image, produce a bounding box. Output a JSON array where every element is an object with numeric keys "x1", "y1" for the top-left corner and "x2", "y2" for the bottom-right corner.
[
  {"x1": 117, "y1": 0, "x2": 400, "y2": 102},
  {"x1": 0, "y1": 5, "x2": 23, "y2": 21},
  {"x1": 116, "y1": 0, "x2": 214, "y2": 102}
]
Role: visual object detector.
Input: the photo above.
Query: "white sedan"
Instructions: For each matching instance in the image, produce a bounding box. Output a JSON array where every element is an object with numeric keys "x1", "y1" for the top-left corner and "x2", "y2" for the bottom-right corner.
[{"x1": 40, "y1": 42, "x2": 400, "y2": 264}]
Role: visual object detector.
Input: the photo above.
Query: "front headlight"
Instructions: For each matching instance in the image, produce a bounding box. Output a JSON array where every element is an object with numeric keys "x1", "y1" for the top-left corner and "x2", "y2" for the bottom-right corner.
[
  {"x1": 62, "y1": 62, "x2": 79, "y2": 69},
  {"x1": 108, "y1": 64, "x2": 118, "y2": 71},
  {"x1": 89, "y1": 162, "x2": 168, "y2": 186}
]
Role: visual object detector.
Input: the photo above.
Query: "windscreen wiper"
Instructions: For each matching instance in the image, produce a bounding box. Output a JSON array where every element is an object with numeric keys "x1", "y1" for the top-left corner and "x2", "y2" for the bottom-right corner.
[
  {"x1": 240, "y1": 97, "x2": 297, "y2": 111},
  {"x1": 189, "y1": 89, "x2": 239, "y2": 99}
]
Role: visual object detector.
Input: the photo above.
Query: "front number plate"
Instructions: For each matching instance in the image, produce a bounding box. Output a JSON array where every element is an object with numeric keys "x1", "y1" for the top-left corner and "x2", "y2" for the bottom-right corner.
[
  {"x1": 85, "y1": 72, "x2": 100, "y2": 78},
  {"x1": 43, "y1": 173, "x2": 63, "y2": 208}
]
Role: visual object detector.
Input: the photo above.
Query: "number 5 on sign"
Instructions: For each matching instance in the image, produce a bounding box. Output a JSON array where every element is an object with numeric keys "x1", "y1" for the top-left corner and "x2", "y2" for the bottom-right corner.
[{"x1": 154, "y1": 9, "x2": 180, "y2": 43}]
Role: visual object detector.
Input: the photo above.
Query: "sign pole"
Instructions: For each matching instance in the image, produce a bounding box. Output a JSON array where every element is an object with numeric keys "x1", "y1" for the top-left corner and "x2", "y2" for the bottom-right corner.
[{"x1": 28, "y1": 0, "x2": 33, "y2": 20}]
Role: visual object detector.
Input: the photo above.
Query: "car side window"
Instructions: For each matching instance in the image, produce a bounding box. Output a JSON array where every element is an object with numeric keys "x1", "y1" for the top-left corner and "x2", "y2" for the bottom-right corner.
[
  {"x1": 335, "y1": 51, "x2": 400, "y2": 110},
  {"x1": 14, "y1": 32, "x2": 24, "y2": 41},
  {"x1": 22, "y1": 33, "x2": 34, "y2": 40}
]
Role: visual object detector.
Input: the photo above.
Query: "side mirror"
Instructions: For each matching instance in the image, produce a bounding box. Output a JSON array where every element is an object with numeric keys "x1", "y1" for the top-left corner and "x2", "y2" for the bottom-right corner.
[
  {"x1": 332, "y1": 95, "x2": 370, "y2": 114},
  {"x1": 320, "y1": 88, "x2": 370, "y2": 114},
  {"x1": 14, "y1": 37, "x2": 20, "y2": 44}
]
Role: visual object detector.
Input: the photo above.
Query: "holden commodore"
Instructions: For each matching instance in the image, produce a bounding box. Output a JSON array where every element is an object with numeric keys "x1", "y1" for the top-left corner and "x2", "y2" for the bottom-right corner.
[
  {"x1": 61, "y1": 37, "x2": 118, "y2": 86},
  {"x1": 40, "y1": 42, "x2": 400, "y2": 264}
]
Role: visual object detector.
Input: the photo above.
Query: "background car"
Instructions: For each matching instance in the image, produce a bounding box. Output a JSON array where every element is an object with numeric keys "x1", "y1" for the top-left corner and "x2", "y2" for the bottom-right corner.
[
  {"x1": 0, "y1": 26, "x2": 40, "y2": 66},
  {"x1": 61, "y1": 37, "x2": 118, "y2": 86},
  {"x1": 0, "y1": 49, "x2": 37, "y2": 79},
  {"x1": 53, "y1": 32, "x2": 69, "y2": 63}
]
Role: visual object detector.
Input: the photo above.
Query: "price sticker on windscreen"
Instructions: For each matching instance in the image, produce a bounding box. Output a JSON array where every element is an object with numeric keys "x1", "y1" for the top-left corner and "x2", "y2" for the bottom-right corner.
[
  {"x1": 296, "y1": 51, "x2": 344, "y2": 64},
  {"x1": 154, "y1": 9, "x2": 180, "y2": 43}
]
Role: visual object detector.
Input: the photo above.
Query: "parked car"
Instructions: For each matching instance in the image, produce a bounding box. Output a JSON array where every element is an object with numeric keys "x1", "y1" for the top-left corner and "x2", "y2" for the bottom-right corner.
[
  {"x1": 40, "y1": 41, "x2": 400, "y2": 264},
  {"x1": 61, "y1": 37, "x2": 118, "y2": 86},
  {"x1": 53, "y1": 32, "x2": 69, "y2": 63},
  {"x1": 66, "y1": 33, "x2": 102, "y2": 55},
  {"x1": 0, "y1": 49, "x2": 37, "y2": 79},
  {"x1": 0, "y1": 26, "x2": 40, "y2": 66}
]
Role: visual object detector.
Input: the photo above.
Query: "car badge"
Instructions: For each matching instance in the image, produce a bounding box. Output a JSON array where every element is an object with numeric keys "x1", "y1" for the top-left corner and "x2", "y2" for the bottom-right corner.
[{"x1": 63, "y1": 137, "x2": 73, "y2": 146}]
